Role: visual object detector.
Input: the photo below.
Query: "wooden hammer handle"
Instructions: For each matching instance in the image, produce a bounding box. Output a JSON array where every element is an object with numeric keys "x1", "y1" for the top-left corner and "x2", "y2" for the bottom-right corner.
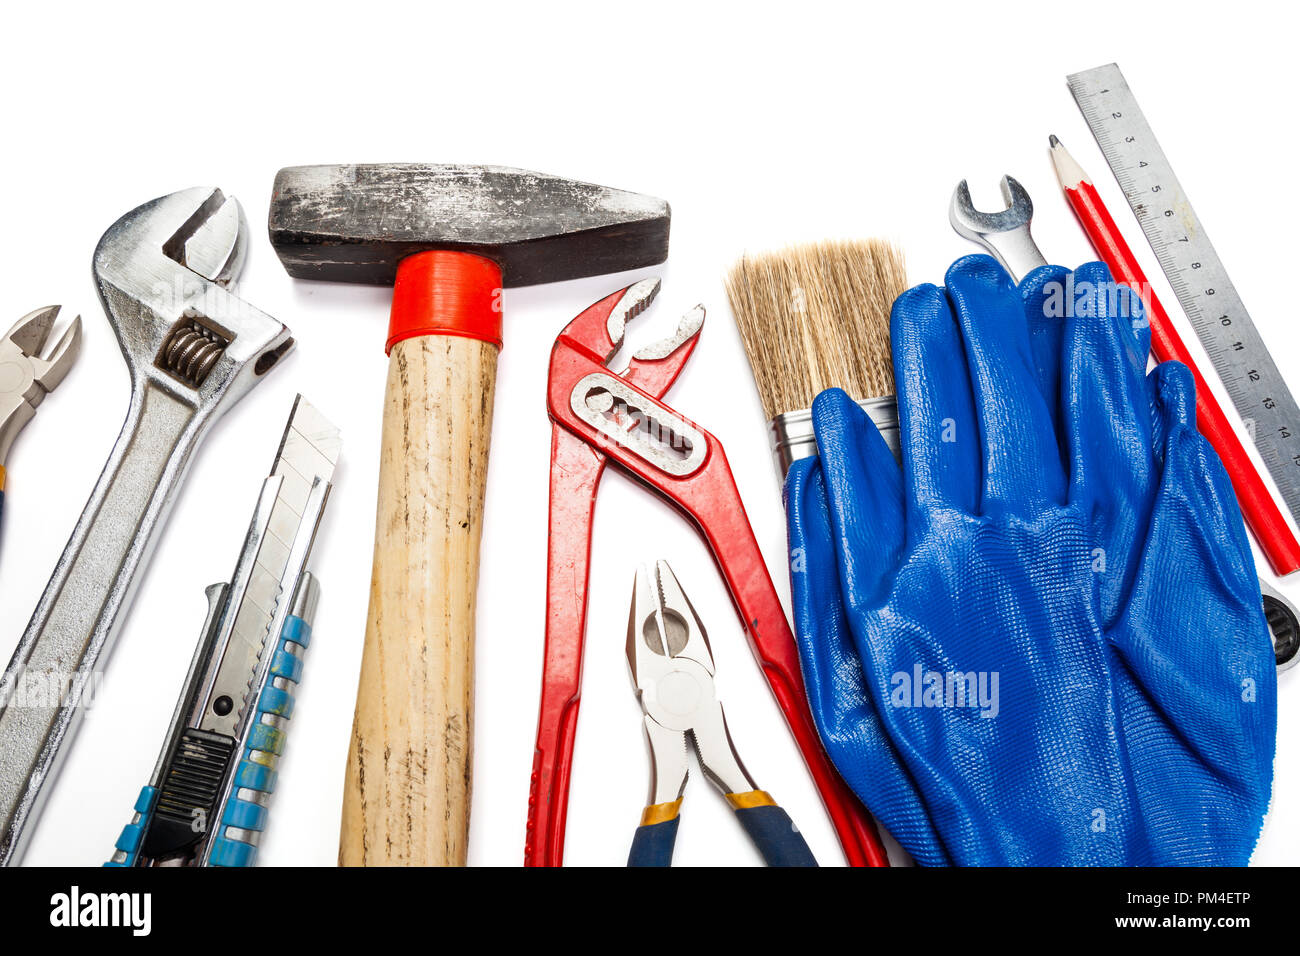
[
  {"x1": 340, "y1": 334, "x2": 497, "y2": 866},
  {"x1": 340, "y1": 251, "x2": 503, "y2": 866}
]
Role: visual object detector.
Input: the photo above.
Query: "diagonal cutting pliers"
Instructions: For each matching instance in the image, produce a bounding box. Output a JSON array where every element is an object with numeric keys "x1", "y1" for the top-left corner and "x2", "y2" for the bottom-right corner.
[
  {"x1": 626, "y1": 560, "x2": 817, "y2": 866},
  {"x1": 0, "y1": 306, "x2": 82, "y2": 523}
]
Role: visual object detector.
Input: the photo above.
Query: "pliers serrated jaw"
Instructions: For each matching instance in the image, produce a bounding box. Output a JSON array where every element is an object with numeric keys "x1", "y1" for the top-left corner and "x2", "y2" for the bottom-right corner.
[
  {"x1": 627, "y1": 559, "x2": 715, "y2": 693},
  {"x1": 559, "y1": 277, "x2": 662, "y2": 365},
  {"x1": 624, "y1": 560, "x2": 817, "y2": 867},
  {"x1": 0, "y1": 305, "x2": 82, "y2": 466},
  {"x1": 626, "y1": 560, "x2": 750, "y2": 798}
]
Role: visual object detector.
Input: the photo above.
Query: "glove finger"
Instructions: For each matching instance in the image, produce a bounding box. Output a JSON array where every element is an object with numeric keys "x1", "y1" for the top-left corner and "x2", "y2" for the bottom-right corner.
[
  {"x1": 1019, "y1": 264, "x2": 1072, "y2": 436},
  {"x1": 891, "y1": 282, "x2": 980, "y2": 524},
  {"x1": 1112, "y1": 361, "x2": 1276, "y2": 864},
  {"x1": 944, "y1": 255, "x2": 1067, "y2": 513},
  {"x1": 784, "y1": 457, "x2": 949, "y2": 864},
  {"x1": 811, "y1": 387, "x2": 905, "y2": 607},
  {"x1": 1062, "y1": 261, "x2": 1156, "y2": 624},
  {"x1": 1132, "y1": 361, "x2": 1266, "y2": 650}
]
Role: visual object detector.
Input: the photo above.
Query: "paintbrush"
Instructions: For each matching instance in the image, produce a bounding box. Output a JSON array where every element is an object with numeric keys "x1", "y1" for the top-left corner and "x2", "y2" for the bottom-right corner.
[{"x1": 724, "y1": 240, "x2": 907, "y2": 476}]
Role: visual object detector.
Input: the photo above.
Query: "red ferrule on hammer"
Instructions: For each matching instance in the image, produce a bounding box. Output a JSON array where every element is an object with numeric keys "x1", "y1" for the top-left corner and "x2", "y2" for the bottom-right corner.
[{"x1": 386, "y1": 251, "x2": 504, "y2": 354}]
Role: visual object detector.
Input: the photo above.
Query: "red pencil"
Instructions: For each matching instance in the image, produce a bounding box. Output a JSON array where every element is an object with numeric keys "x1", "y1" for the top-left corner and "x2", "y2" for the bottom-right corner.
[{"x1": 1050, "y1": 134, "x2": 1300, "y2": 576}]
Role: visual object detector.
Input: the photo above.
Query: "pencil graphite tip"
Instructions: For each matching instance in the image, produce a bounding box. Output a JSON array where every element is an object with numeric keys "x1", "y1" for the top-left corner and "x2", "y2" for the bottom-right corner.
[
  {"x1": 1049, "y1": 133, "x2": 1061, "y2": 148},
  {"x1": 1049, "y1": 134, "x2": 1090, "y2": 190}
]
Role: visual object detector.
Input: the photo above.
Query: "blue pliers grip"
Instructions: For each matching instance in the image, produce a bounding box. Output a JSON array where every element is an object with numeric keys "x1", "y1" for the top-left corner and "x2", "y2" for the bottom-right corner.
[{"x1": 628, "y1": 791, "x2": 816, "y2": 867}]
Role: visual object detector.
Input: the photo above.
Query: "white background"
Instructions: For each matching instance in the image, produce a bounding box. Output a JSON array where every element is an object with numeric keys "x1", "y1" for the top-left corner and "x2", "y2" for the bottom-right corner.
[{"x1": 1, "y1": 0, "x2": 1295, "y2": 867}]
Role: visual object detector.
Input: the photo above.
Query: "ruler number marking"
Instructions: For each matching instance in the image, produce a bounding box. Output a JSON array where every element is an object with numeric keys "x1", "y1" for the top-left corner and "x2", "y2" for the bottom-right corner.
[{"x1": 1070, "y1": 63, "x2": 1300, "y2": 522}]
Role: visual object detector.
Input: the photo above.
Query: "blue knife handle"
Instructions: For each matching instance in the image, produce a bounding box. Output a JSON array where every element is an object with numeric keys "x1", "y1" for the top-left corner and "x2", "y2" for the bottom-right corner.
[
  {"x1": 104, "y1": 786, "x2": 158, "y2": 867},
  {"x1": 208, "y1": 609, "x2": 314, "y2": 867},
  {"x1": 106, "y1": 587, "x2": 318, "y2": 867}
]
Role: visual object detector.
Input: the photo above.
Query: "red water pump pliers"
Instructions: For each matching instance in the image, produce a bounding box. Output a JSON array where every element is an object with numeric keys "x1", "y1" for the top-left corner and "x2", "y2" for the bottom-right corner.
[{"x1": 523, "y1": 278, "x2": 888, "y2": 867}]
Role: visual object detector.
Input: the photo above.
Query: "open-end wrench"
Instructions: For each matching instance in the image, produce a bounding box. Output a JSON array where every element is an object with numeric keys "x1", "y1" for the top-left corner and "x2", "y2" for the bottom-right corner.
[
  {"x1": 949, "y1": 175, "x2": 1047, "y2": 281},
  {"x1": 0, "y1": 188, "x2": 294, "y2": 865},
  {"x1": 950, "y1": 173, "x2": 1300, "y2": 668}
]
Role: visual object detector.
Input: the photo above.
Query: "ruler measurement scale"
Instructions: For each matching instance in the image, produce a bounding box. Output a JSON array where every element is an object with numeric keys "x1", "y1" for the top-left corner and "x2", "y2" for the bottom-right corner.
[{"x1": 1067, "y1": 63, "x2": 1300, "y2": 524}]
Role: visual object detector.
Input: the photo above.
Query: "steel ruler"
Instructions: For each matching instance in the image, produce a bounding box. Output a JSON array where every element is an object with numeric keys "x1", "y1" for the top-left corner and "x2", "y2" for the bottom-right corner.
[{"x1": 1067, "y1": 63, "x2": 1300, "y2": 524}]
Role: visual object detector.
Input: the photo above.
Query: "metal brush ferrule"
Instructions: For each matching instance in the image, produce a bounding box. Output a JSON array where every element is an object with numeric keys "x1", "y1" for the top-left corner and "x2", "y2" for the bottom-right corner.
[{"x1": 770, "y1": 395, "x2": 900, "y2": 479}]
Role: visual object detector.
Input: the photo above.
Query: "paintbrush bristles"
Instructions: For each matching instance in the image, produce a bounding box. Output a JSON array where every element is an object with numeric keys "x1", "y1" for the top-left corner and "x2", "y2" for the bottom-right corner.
[{"x1": 725, "y1": 239, "x2": 906, "y2": 420}]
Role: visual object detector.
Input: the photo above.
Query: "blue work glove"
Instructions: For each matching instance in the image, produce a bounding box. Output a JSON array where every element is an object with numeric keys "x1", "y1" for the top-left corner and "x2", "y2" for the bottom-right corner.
[{"x1": 787, "y1": 255, "x2": 1276, "y2": 866}]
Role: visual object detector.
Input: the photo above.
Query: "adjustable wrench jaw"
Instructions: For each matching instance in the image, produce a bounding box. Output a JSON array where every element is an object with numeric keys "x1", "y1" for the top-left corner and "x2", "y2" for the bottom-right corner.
[{"x1": 93, "y1": 187, "x2": 293, "y2": 409}]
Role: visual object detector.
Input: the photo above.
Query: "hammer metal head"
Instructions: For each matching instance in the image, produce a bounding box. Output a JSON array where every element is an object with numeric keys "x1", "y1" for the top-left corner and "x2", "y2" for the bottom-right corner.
[{"x1": 268, "y1": 164, "x2": 671, "y2": 288}]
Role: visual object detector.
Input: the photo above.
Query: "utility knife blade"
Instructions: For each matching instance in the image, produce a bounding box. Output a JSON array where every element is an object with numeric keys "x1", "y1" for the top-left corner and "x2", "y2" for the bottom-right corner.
[{"x1": 107, "y1": 395, "x2": 340, "y2": 867}]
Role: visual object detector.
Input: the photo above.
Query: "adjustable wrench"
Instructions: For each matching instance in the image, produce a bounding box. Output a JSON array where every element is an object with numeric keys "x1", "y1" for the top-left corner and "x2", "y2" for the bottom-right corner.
[{"x1": 0, "y1": 188, "x2": 294, "y2": 865}]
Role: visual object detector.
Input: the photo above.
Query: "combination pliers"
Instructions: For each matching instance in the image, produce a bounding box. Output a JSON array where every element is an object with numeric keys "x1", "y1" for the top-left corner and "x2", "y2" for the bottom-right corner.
[
  {"x1": 625, "y1": 560, "x2": 817, "y2": 867},
  {"x1": 0, "y1": 306, "x2": 81, "y2": 521}
]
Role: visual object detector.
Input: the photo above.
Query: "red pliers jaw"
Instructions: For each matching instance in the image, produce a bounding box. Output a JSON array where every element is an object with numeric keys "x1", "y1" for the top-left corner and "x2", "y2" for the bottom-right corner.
[
  {"x1": 622, "y1": 305, "x2": 705, "y2": 396},
  {"x1": 550, "y1": 277, "x2": 705, "y2": 407},
  {"x1": 553, "y1": 277, "x2": 662, "y2": 367},
  {"x1": 549, "y1": 286, "x2": 706, "y2": 484}
]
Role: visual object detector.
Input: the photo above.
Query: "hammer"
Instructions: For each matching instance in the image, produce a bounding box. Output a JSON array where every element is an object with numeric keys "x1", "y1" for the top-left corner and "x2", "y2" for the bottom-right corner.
[{"x1": 268, "y1": 164, "x2": 670, "y2": 865}]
